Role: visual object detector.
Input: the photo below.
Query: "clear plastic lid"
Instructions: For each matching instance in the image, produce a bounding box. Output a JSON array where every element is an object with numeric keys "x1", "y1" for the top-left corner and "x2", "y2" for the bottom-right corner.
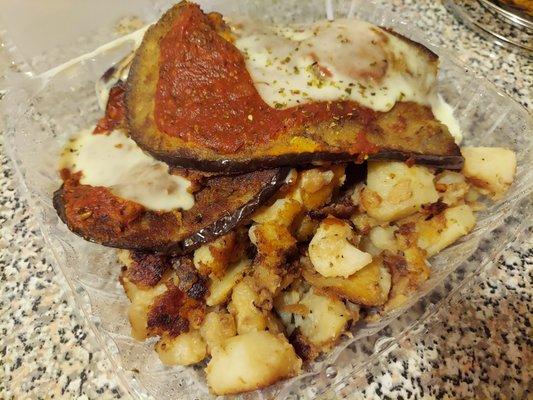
[{"x1": 0, "y1": 0, "x2": 184, "y2": 86}]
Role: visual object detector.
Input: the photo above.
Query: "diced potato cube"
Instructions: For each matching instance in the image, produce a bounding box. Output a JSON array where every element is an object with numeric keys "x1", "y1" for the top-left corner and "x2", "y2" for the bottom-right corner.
[
  {"x1": 119, "y1": 253, "x2": 175, "y2": 341},
  {"x1": 228, "y1": 279, "x2": 267, "y2": 334},
  {"x1": 273, "y1": 288, "x2": 302, "y2": 335},
  {"x1": 461, "y1": 147, "x2": 516, "y2": 200},
  {"x1": 193, "y1": 232, "x2": 237, "y2": 277},
  {"x1": 205, "y1": 331, "x2": 302, "y2": 395},
  {"x1": 350, "y1": 211, "x2": 380, "y2": 234},
  {"x1": 125, "y1": 283, "x2": 167, "y2": 341},
  {"x1": 249, "y1": 222, "x2": 297, "y2": 255},
  {"x1": 200, "y1": 311, "x2": 237, "y2": 352},
  {"x1": 155, "y1": 331, "x2": 207, "y2": 366},
  {"x1": 248, "y1": 222, "x2": 297, "y2": 296},
  {"x1": 252, "y1": 198, "x2": 303, "y2": 226},
  {"x1": 309, "y1": 217, "x2": 372, "y2": 278},
  {"x1": 294, "y1": 214, "x2": 319, "y2": 241},
  {"x1": 361, "y1": 161, "x2": 438, "y2": 222},
  {"x1": 384, "y1": 246, "x2": 430, "y2": 311},
  {"x1": 435, "y1": 171, "x2": 469, "y2": 206},
  {"x1": 293, "y1": 288, "x2": 351, "y2": 348},
  {"x1": 289, "y1": 166, "x2": 346, "y2": 210},
  {"x1": 206, "y1": 258, "x2": 250, "y2": 306},
  {"x1": 368, "y1": 225, "x2": 398, "y2": 252},
  {"x1": 303, "y1": 258, "x2": 391, "y2": 306},
  {"x1": 416, "y1": 204, "x2": 476, "y2": 256}
]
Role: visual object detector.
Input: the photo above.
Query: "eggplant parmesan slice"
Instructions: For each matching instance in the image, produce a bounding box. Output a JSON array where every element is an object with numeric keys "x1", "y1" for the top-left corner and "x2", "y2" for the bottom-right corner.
[
  {"x1": 56, "y1": 78, "x2": 290, "y2": 254},
  {"x1": 54, "y1": 167, "x2": 289, "y2": 254},
  {"x1": 126, "y1": 2, "x2": 462, "y2": 173}
]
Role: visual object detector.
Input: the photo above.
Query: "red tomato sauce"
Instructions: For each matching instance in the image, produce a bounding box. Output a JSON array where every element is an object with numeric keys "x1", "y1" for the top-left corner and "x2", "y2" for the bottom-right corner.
[
  {"x1": 94, "y1": 82, "x2": 126, "y2": 134},
  {"x1": 154, "y1": 4, "x2": 377, "y2": 155}
]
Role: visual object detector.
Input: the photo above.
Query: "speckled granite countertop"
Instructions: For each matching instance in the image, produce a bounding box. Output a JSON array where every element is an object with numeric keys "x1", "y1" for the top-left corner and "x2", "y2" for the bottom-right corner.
[{"x1": 0, "y1": 0, "x2": 531, "y2": 399}]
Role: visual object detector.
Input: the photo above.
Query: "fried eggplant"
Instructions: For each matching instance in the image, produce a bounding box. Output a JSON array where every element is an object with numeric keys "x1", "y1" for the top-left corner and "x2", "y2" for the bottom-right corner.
[
  {"x1": 54, "y1": 167, "x2": 289, "y2": 254},
  {"x1": 126, "y1": 2, "x2": 462, "y2": 174}
]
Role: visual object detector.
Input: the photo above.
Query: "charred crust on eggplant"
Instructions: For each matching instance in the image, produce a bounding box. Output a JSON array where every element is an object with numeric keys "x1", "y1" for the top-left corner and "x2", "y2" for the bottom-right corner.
[
  {"x1": 132, "y1": 147, "x2": 463, "y2": 174},
  {"x1": 53, "y1": 167, "x2": 290, "y2": 255},
  {"x1": 382, "y1": 28, "x2": 439, "y2": 61}
]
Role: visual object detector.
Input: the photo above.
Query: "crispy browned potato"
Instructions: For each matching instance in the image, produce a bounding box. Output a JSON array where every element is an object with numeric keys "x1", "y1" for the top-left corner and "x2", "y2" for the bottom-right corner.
[{"x1": 302, "y1": 257, "x2": 391, "y2": 307}]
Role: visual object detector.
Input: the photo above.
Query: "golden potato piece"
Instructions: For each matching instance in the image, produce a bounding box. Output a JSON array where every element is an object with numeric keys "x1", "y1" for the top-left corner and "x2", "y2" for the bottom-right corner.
[
  {"x1": 155, "y1": 331, "x2": 207, "y2": 366},
  {"x1": 461, "y1": 147, "x2": 516, "y2": 200},
  {"x1": 206, "y1": 258, "x2": 250, "y2": 306},
  {"x1": 200, "y1": 311, "x2": 237, "y2": 352},
  {"x1": 303, "y1": 258, "x2": 391, "y2": 306},
  {"x1": 309, "y1": 217, "x2": 372, "y2": 278},
  {"x1": 252, "y1": 198, "x2": 303, "y2": 226},
  {"x1": 416, "y1": 204, "x2": 476, "y2": 256},
  {"x1": 229, "y1": 278, "x2": 268, "y2": 335},
  {"x1": 205, "y1": 331, "x2": 301, "y2": 395},
  {"x1": 293, "y1": 288, "x2": 352, "y2": 349},
  {"x1": 361, "y1": 161, "x2": 438, "y2": 222}
]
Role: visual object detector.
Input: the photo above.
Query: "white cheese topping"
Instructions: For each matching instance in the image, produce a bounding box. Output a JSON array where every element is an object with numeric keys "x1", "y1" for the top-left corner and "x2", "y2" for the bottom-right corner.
[
  {"x1": 60, "y1": 129, "x2": 194, "y2": 211},
  {"x1": 230, "y1": 17, "x2": 462, "y2": 143},
  {"x1": 430, "y1": 94, "x2": 463, "y2": 143},
  {"x1": 94, "y1": 18, "x2": 463, "y2": 144}
]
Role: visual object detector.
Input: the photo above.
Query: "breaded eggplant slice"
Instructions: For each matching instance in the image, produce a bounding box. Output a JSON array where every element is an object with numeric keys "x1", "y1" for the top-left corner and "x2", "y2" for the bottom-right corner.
[
  {"x1": 126, "y1": 2, "x2": 462, "y2": 174},
  {"x1": 54, "y1": 167, "x2": 289, "y2": 255}
]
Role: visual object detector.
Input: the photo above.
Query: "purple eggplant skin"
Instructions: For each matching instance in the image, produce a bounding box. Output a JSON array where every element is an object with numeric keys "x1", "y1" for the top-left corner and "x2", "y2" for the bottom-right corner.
[
  {"x1": 139, "y1": 148, "x2": 463, "y2": 174},
  {"x1": 53, "y1": 168, "x2": 290, "y2": 255}
]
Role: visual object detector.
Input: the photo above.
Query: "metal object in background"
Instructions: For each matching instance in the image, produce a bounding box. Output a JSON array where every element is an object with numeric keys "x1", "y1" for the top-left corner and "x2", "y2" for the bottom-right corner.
[{"x1": 444, "y1": 0, "x2": 533, "y2": 53}]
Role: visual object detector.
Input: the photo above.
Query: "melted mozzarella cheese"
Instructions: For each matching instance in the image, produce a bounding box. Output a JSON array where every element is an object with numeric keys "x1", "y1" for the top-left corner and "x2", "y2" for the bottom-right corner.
[
  {"x1": 60, "y1": 129, "x2": 194, "y2": 211},
  {"x1": 430, "y1": 94, "x2": 463, "y2": 143},
  {"x1": 230, "y1": 18, "x2": 463, "y2": 144},
  {"x1": 94, "y1": 19, "x2": 463, "y2": 143}
]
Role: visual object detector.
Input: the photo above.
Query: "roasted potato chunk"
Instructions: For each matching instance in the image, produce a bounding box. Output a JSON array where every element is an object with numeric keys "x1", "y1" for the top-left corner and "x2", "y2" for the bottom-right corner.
[
  {"x1": 461, "y1": 147, "x2": 516, "y2": 200},
  {"x1": 205, "y1": 331, "x2": 302, "y2": 395},
  {"x1": 435, "y1": 171, "x2": 470, "y2": 206},
  {"x1": 252, "y1": 198, "x2": 303, "y2": 226},
  {"x1": 361, "y1": 161, "x2": 438, "y2": 222},
  {"x1": 200, "y1": 311, "x2": 237, "y2": 352},
  {"x1": 289, "y1": 166, "x2": 346, "y2": 211},
  {"x1": 416, "y1": 204, "x2": 476, "y2": 256},
  {"x1": 384, "y1": 246, "x2": 430, "y2": 310},
  {"x1": 228, "y1": 278, "x2": 268, "y2": 335},
  {"x1": 303, "y1": 257, "x2": 391, "y2": 306},
  {"x1": 155, "y1": 331, "x2": 207, "y2": 366},
  {"x1": 206, "y1": 258, "x2": 250, "y2": 306},
  {"x1": 283, "y1": 287, "x2": 353, "y2": 351},
  {"x1": 193, "y1": 232, "x2": 239, "y2": 277},
  {"x1": 309, "y1": 217, "x2": 372, "y2": 278}
]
